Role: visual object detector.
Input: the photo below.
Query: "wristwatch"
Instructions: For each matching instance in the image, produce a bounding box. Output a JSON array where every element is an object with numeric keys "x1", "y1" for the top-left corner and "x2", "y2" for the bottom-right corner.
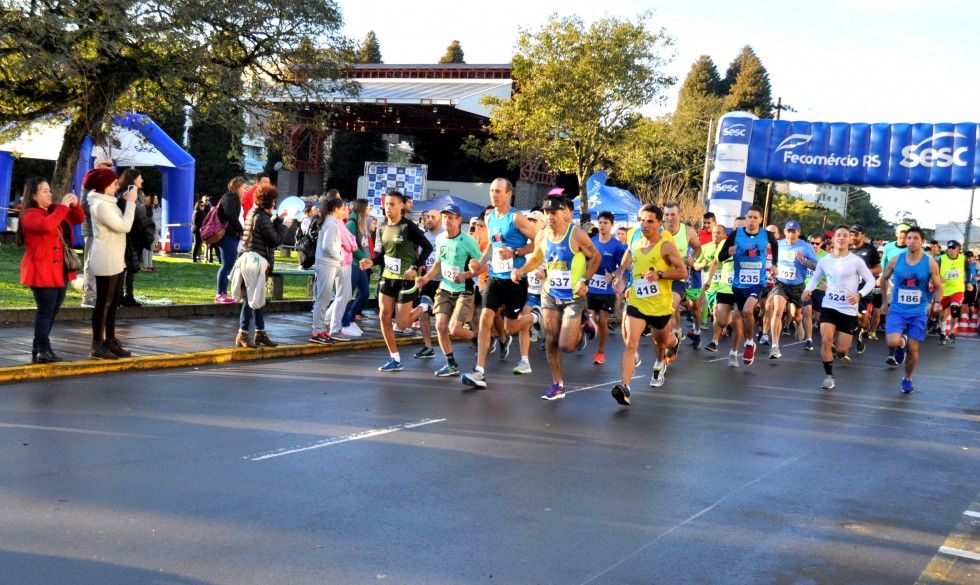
[{"x1": 657, "y1": 271, "x2": 664, "y2": 280}]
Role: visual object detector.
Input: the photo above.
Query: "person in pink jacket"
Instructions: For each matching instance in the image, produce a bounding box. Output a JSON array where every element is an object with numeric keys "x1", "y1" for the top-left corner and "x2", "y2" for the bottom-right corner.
[{"x1": 310, "y1": 197, "x2": 355, "y2": 343}]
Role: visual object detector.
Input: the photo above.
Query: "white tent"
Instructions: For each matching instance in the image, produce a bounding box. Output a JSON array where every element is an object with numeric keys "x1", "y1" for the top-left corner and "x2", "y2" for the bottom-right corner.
[{"x1": 0, "y1": 118, "x2": 175, "y2": 167}]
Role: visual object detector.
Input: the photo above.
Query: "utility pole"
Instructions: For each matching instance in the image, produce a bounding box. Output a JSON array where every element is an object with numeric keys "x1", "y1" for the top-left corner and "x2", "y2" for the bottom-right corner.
[
  {"x1": 700, "y1": 118, "x2": 714, "y2": 203},
  {"x1": 965, "y1": 187, "x2": 975, "y2": 250},
  {"x1": 762, "y1": 97, "x2": 783, "y2": 226}
]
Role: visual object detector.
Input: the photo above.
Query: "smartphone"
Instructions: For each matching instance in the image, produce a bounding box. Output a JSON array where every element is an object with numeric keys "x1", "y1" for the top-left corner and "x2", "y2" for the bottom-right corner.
[{"x1": 128, "y1": 185, "x2": 137, "y2": 193}]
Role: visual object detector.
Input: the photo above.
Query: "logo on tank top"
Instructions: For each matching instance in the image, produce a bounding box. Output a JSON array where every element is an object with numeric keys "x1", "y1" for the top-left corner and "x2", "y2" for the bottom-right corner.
[
  {"x1": 745, "y1": 247, "x2": 760, "y2": 258},
  {"x1": 902, "y1": 275, "x2": 920, "y2": 287}
]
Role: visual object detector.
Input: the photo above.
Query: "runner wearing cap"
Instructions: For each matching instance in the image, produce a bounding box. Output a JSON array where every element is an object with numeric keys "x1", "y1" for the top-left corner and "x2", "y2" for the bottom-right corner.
[
  {"x1": 512, "y1": 195, "x2": 601, "y2": 400},
  {"x1": 880, "y1": 226, "x2": 943, "y2": 393},
  {"x1": 937, "y1": 240, "x2": 966, "y2": 344},
  {"x1": 461, "y1": 179, "x2": 538, "y2": 389},
  {"x1": 363, "y1": 190, "x2": 434, "y2": 372},
  {"x1": 586, "y1": 211, "x2": 627, "y2": 365},
  {"x1": 414, "y1": 204, "x2": 483, "y2": 377},
  {"x1": 802, "y1": 226, "x2": 876, "y2": 390},
  {"x1": 610, "y1": 204, "x2": 687, "y2": 403},
  {"x1": 767, "y1": 220, "x2": 818, "y2": 359}
]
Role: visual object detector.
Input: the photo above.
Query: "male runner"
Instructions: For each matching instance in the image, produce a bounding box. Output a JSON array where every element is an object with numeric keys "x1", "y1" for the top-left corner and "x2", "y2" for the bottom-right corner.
[
  {"x1": 716, "y1": 206, "x2": 778, "y2": 365},
  {"x1": 414, "y1": 204, "x2": 483, "y2": 377},
  {"x1": 802, "y1": 226, "x2": 875, "y2": 390},
  {"x1": 848, "y1": 225, "x2": 881, "y2": 354},
  {"x1": 610, "y1": 204, "x2": 687, "y2": 404},
  {"x1": 695, "y1": 222, "x2": 726, "y2": 337},
  {"x1": 879, "y1": 224, "x2": 909, "y2": 362},
  {"x1": 461, "y1": 179, "x2": 538, "y2": 389},
  {"x1": 880, "y1": 226, "x2": 943, "y2": 393},
  {"x1": 662, "y1": 202, "x2": 702, "y2": 347},
  {"x1": 703, "y1": 223, "x2": 742, "y2": 361},
  {"x1": 513, "y1": 196, "x2": 600, "y2": 400},
  {"x1": 937, "y1": 240, "x2": 966, "y2": 344},
  {"x1": 586, "y1": 211, "x2": 627, "y2": 364},
  {"x1": 363, "y1": 190, "x2": 434, "y2": 372},
  {"x1": 768, "y1": 220, "x2": 818, "y2": 359},
  {"x1": 801, "y1": 233, "x2": 829, "y2": 351},
  {"x1": 414, "y1": 210, "x2": 445, "y2": 359}
]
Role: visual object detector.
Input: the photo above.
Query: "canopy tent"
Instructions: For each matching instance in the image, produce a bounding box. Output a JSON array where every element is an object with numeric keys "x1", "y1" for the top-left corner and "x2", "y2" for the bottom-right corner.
[
  {"x1": 572, "y1": 170, "x2": 643, "y2": 221},
  {"x1": 411, "y1": 194, "x2": 485, "y2": 221},
  {"x1": 0, "y1": 114, "x2": 195, "y2": 250}
]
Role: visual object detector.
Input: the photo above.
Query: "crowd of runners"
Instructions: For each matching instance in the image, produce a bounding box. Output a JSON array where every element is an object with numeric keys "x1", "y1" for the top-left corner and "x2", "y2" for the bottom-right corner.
[{"x1": 352, "y1": 178, "x2": 975, "y2": 405}]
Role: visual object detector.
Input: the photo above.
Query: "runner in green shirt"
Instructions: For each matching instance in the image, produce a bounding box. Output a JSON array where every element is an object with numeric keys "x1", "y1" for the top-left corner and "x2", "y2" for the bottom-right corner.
[{"x1": 703, "y1": 222, "x2": 741, "y2": 360}]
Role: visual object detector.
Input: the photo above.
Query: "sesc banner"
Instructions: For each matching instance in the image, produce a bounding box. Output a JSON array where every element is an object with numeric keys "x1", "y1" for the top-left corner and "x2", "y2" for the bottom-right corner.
[{"x1": 746, "y1": 121, "x2": 980, "y2": 188}]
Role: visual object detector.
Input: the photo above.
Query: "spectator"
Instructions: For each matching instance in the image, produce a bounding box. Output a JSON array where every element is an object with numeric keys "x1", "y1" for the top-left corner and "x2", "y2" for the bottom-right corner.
[
  {"x1": 234, "y1": 186, "x2": 291, "y2": 348},
  {"x1": 142, "y1": 194, "x2": 161, "y2": 271},
  {"x1": 17, "y1": 177, "x2": 85, "y2": 363},
  {"x1": 310, "y1": 196, "x2": 355, "y2": 343},
  {"x1": 343, "y1": 198, "x2": 373, "y2": 330},
  {"x1": 240, "y1": 172, "x2": 271, "y2": 218},
  {"x1": 192, "y1": 196, "x2": 208, "y2": 263},
  {"x1": 85, "y1": 167, "x2": 137, "y2": 359},
  {"x1": 116, "y1": 168, "x2": 155, "y2": 307},
  {"x1": 80, "y1": 156, "x2": 114, "y2": 307},
  {"x1": 215, "y1": 177, "x2": 246, "y2": 304}
]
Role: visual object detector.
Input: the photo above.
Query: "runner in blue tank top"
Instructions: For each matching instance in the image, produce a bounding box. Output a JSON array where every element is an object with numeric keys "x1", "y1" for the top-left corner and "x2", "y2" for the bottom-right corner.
[
  {"x1": 586, "y1": 211, "x2": 627, "y2": 365},
  {"x1": 880, "y1": 226, "x2": 943, "y2": 394}
]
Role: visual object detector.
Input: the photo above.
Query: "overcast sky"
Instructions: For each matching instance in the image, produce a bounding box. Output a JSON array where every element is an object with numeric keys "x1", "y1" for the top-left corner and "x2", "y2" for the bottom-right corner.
[{"x1": 336, "y1": 0, "x2": 979, "y2": 228}]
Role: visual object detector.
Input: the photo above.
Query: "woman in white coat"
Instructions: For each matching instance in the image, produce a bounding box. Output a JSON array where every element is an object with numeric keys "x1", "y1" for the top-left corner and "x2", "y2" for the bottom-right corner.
[{"x1": 84, "y1": 167, "x2": 137, "y2": 359}]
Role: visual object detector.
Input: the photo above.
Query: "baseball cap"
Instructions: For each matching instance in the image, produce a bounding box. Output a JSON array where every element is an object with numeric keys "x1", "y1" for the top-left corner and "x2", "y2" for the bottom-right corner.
[
  {"x1": 896, "y1": 223, "x2": 911, "y2": 233},
  {"x1": 849, "y1": 224, "x2": 864, "y2": 233},
  {"x1": 527, "y1": 210, "x2": 545, "y2": 222},
  {"x1": 784, "y1": 220, "x2": 800, "y2": 231},
  {"x1": 440, "y1": 203, "x2": 461, "y2": 216},
  {"x1": 542, "y1": 196, "x2": 570, "y2": 211},
  {"x1": 946, "y1": 240, "x2": 960, "y2": 248}
]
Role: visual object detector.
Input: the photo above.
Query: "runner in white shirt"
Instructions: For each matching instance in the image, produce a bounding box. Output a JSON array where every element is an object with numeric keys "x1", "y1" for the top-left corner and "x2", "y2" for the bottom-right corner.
[{"x1": 803, "y1": 225, "x2": 875, "y2": 390}]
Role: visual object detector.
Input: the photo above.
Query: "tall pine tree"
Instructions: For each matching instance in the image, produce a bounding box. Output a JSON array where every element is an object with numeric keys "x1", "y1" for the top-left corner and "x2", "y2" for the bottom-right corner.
[
  {"x1": 721, "y1": 46, "x2": 773, "y2": 118},
  {"x1": 439, "y1": 41, "x2": 465, "y2": 64},
  {"x1": 676, "y1": 55, "x2": 722, "y2": 105},
  {"x1": 357, "y1": 31, "x2": 383, "y2": 64}
]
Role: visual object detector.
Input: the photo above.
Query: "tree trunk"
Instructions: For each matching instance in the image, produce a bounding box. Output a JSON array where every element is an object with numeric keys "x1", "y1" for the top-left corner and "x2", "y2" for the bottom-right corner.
[
  {"x1": 577, "y1": 171, "x2": 589, "y2": 222},
  {"x1": 50, "y1": 116, "x2": 88, "y2": 200}
]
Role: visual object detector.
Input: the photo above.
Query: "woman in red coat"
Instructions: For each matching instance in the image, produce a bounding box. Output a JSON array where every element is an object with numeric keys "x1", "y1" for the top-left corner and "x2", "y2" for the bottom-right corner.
[{"x1": 18, "y1": 177, "x2": 85, "y2": 363}]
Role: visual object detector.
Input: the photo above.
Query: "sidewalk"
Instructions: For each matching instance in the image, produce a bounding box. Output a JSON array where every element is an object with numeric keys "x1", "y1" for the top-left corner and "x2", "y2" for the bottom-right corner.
[{"x1": 0, "y1": 310, "x2": 423, "y2": 384}]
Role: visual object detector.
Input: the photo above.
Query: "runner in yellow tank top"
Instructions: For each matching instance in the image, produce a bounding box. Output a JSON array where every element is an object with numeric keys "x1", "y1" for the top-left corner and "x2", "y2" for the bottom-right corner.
[
  {"x1": 610, "y1": 204, "x2": 688, "y2": 404},
  {"x1": 938, "y1": 240, "x2": 967, "y2": 343}
]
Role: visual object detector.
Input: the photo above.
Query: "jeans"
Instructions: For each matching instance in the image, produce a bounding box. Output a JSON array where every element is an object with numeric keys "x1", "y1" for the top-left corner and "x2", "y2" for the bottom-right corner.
[
  {"x1": 343, "y1": 264, "x2": 371, "y2": 326},
  {"x1": 192, "y1": 232, "x2": 203, "y2": 262},
  {"x1": 32, "y1": 286, "x2": 66, "y2": 352},
  {"x1": 216, "y1": 234, "x2": 240, "y2": 295},
  {"x1": 240, "y1": 301, "x2": 265, "y2": 332}
]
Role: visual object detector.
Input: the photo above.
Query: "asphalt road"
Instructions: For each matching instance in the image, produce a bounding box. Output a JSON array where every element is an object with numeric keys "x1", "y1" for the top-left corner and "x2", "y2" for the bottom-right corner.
[{"x1": 1, "y1": 333, "x2": 977, "y2": 584}]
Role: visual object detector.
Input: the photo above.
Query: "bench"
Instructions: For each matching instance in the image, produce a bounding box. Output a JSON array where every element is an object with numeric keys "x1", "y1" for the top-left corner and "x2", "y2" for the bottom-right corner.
[{"x1": 267, "y1": 269, "x2": 316, "y2": 300}]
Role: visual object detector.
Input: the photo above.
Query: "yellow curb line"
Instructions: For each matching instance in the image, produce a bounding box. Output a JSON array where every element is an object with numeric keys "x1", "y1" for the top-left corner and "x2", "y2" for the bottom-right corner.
[
  {"x1": 0, "y1": 336, "x2": 423, "y2": 384},
  {"x1": 915, "y1": 493, "x2": 980, "y2": 585}
]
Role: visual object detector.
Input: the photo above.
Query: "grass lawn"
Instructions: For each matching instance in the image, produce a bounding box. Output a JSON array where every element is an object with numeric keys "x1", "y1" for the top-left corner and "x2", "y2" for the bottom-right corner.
[{"x1": 0, "y1": 243, "x2": 320, "y2": 308}]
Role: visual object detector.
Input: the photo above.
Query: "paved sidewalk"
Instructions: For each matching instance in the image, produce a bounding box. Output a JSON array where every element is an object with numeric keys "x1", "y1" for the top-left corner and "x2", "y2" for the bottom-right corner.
[{"x1": 0, "y1": 309, "x2": 424, "y2": 382}]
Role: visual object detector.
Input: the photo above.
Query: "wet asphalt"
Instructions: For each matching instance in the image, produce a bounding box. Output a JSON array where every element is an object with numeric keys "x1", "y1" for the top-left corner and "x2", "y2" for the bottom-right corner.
[{"x1": 1, "y1": 332, "x2": 977, "y2": 584}]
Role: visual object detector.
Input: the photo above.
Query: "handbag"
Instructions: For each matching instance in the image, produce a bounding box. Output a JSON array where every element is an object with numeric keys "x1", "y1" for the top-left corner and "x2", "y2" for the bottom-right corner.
[
  {"x1": 60, "y1": 228, "x2": 82, "y2": 272},
  {"x1": 200, "y1": 205, "x2": 227, "y2": 245}
]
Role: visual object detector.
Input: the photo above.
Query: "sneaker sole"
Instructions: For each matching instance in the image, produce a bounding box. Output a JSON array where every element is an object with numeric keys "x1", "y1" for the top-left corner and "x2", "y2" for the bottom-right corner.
[
  {"x1": 611, "y1": 387, "x2": 631, "y2": 406},
  {"x1": 513, "y1": 367, "x2": 532, "y2": 375},
  {"x1": 435, "y1": 370, "x2": 459, "y2": 377},
  {"x1": 461, "y1": 376, "x2": 487, "y2": 389},
  {"x1": 541, "y1": 393, "x2": 565, "y2": 401}
]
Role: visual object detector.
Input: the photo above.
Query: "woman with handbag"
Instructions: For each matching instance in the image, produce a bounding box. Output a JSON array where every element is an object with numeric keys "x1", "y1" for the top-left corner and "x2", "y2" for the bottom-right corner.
[
  {"x1": 86, "y1": 167, "x2": 137, "y2": 359},
  {"x1": 234, "y1": 186, "x2": 292, "y2": 348},
  {"x1": 17, "y1": 177, "x2": 85, "y2": 363},
  {"x1": 215, "y1": 177, "x2": 246, "y2": 304}
]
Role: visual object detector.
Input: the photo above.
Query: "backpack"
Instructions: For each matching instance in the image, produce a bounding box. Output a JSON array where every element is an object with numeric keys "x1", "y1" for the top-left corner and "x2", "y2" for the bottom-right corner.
[
  {"x1": 200, "y1": 205, "x2": 226, "y2": 245},
  {"x1": 296, "y1": 219, "x2": 320, "y2": 269}
]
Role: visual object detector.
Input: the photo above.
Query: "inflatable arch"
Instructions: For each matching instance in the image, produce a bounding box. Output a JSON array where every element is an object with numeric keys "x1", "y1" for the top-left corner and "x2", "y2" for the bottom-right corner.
[{"x1": 705, "y1": 111, "x2": 980, "y2": 226}]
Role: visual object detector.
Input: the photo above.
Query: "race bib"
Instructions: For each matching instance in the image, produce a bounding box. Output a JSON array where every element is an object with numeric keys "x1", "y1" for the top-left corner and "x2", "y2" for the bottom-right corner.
[
  {"x1": 946, "y1": 269, "x2": 960, "y2": 280},
  {"x1": 527, "y1": 272, "x2": 543, "y2": 289},
  {"x1": 548, "y1": 270, "x2": 572, "y2": 290},
  {"x1": 826, "y1": 286, "x2": 850, "y2": 305},
  {"x1": 633, "y1": 279, "x2": 661, "y2": 298},
  {"x1": 384, "y1": 255, "x2": 402, "y2": 275},
  {"x1": 778, "y1": 265, "x2": 796, "y2": 281},
  {"x1": 425, "y1": 254, "x2": 436, "y2": 270},
  {"x1": 726, "y1": 272, "x2": 734, "y2": 286},
  {"x1": 589, "y1": 273, "x2": 609, "y2": 290},
  {"x1": 491, "y1": 248, "x2": 513, "y2": 273},
  {"x1": 712, "y1": 271, "x2": 722, "y2": 282},
  {"x1": 737, "y1": 270, "x2": 761, "y2": 286},
  {"x1": 897, "y1": 288, "x2": 921, "y2": 305},
  {"x1": 872, "y1": 287, "x2": 882, "y2": 295},
  {"x1": 441, "y1": 264, "x2": 461, "y2": 282}
]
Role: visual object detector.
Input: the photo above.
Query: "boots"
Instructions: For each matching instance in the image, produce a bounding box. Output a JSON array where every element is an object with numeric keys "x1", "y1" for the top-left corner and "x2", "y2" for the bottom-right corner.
[
  {"x1": 31, "y1": 339, "x2": 38, "y2": 364},
  {"x1": 36, "y1": 350, "x2": 65, "y2": 364},
  {"x1": 120, "y1": 295, "x2": 142, "y2": 308},
  {"x1": 90, "y1": 341, "x2": 119, "y2": 360},
  {"x1": 235, "y1": 330, "x2": 256, "y2": 348},
  {"x1": 253, "y1": 330, "x2": 278, "y2": 347},
  {"x1": 105, "y1": 338, "x2": 132, "y2": 357}
]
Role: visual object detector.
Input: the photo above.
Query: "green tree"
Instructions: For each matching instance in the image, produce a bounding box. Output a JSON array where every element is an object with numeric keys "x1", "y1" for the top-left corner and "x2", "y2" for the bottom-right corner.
[
  {"x1": 845, "y1": 192, "x2": 891, "y2": 239},
  {"x1": 721, "y1": 46, "x2": 773, "y2": 118},
  {"x1": 188, "y1": 103, "x2": 244, "y2": 198},
  {"x1": 677, "y1": 55, "x2": 723, "y2": 102},
  {"x1": 481, "y1": 13, "x2": 675, "y2": 219},
  {"x1": 358, "y1": 31, "x2": 383, "y2": 64},
  {"x1": 439, "y1": 40, "x2": 465, "y2": 64},
  {"x1": 0, "y1": 1, "x2": 354, "y2": 194},
  {"x1": 769, "y1": 193, "x2": 845, "y2": 236}
]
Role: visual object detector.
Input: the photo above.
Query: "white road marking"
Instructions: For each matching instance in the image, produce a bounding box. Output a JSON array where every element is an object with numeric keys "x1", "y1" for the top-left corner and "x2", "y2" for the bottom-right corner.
[
  {"x1": 706, "y1": 339, "x2": 806, "y2": 362},
  {"x1": 246, "y1": 418, "x2": 446, "y2": 461},
  {"x1": 938, "y1": 546, "x2": 980, "y2": 562},
  {"x1": 964, "y1": 510, "x2": 980, "y2": 519},
  {"x1": 565, "y1": 375, "x2": 642, "y2": 395}
]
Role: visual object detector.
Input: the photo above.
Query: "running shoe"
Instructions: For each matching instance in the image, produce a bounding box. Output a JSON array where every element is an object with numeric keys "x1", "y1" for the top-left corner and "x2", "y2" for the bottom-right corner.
[
  {"x1": 611, "y1": 384, "x2": 631, "y2": 406},
  {"x1": 900, "y1": 377, "x2": 914, "y2": 394},
  {"x1": 885, "y1": 354, "x2": 898, "y2": 366},
  {"x1": 650, "y1": 361, "x2": 666, "y2": 387},
  {"x1": 634, "y1": 354, "x2": 642, "y2": 369},
  {"x1": 309, "y1": 331, "x2": 332, "y2": 344},
  {"x1": 821, "y1": 375, "x2": 835, "y2": 390},
  {"x1": 215, "y1": 292, "x2": 235, "y2": 304},
  {"x1": 593, "y1": 351, "x2": 606, "y2": 365},
  {"x1": 331, "y1": 330, "x2": 351, "y2": 342},
  {"x1": 499, "y1": 335, "x2": 513, "y2": 359},
  {"x1": 758, "y1": 333, "x2": 770, "y2": 346},
  {"x1": 641, "y1": 326, "x2": 651, "y2": 337},
  {"x1": 488, "y1": 338, "x2": 498, "y2": 354},
  {"x1": 742, "y1": 343, "x2": 755, "y2": 365},
  {"x1": 378, "y1": 358, "x2": 403, "y2": 372},
  {"x1": 867, "y1": 331, "x2": 878, "y2": 340},
  {"x1": 705, "y1": 340, "x2": 719, "y2": 353},
  {"x1": 541, "y1": 382, "x2": 565, "y2": 401},
  {"x1": 414, "y1": 346, "x2": 436, "y2": 359},
  {"x1": 512, "y1": 359, "x2": 532, "y2": 375},
  {"x1": 769, "y1": 347, "x2": 782, "y2": 360},
  {"x1": 803, "y1": 339, "x2": 814, "y2": 351},
  {"x1": 949, "y1": 332, "x2": 957, "y2": 343},
  {"x1": 583, "y1": 314, "x2": 597, "y2": 340},
  {"x1": 938, "y1": 333, "x2": 947, "y2": 345},
  {"x1": 728, "y1": 353, "x2": 740, "y2": 368},
  {"x1": 341, "y1": 325, "x2": 362, "y2": 338},
  {"x1": 687, "y1": 330, "x2": 702, "y2": 350},
  {"x1": 835, "y1": 350, "x2": 851, "y2": 363},
  {"x1": 435, "y1": 363, "x2": 459, "y2": 377},
  {"x1": 461, "y1": 370, "x2": 487, "y2": 389},
  {"x1": 856, "y1": 331, "x2": 867, "y2": 354},
  {"x1": 665, "y1": 338, "x2": 679, "y2": 363},
  {"x1": 894, "y1": 336, "x2": 907, "y2": 365}
]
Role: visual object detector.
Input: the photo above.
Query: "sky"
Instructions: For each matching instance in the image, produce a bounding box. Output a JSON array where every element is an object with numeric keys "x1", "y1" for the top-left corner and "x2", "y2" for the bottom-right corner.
[{"x1": 335, "y1": 0, "x2": 980, "y2": 228}]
